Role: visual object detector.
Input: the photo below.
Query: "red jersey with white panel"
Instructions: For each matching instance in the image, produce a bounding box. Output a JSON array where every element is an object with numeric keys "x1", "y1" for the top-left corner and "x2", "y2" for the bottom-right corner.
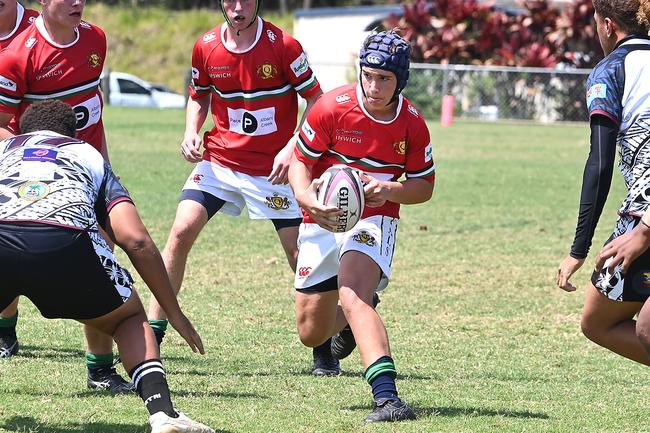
[
  {"x1": 295, "y1": 83, "x2": 435, "y2": 220},
  {"x1": 189, "y1": 18, "x2": 321, "y2": 176},
  {"x1": 0, "y1": 16, "x2": 106, "y2": 151},
  {"x1": 0, "y1": 3, "x2": 38, "y2": 49}
]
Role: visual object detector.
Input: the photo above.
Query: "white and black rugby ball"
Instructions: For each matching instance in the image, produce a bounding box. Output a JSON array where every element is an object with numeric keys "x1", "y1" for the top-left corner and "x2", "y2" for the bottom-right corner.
[{"x1": 317, "y1": 165, "x2": 365, "y2": 233}]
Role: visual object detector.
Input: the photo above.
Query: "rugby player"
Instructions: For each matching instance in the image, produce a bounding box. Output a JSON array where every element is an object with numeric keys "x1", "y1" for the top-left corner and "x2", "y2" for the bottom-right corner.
[
  {"x1": 0, "y1": 100, "x2": 214, "y2": 433},
  {"x1": 145, "y1": 0, "x2": 332, "y2": 373},
  {"x1": 558, "y1": 0, "x2": 650, "y2": 367},
  {"x1": 0, "y1": 0, "x2": 132, "y2": 392},
  {"x1": 289, "y1": 30, "x2": 435, "y2": 422}
]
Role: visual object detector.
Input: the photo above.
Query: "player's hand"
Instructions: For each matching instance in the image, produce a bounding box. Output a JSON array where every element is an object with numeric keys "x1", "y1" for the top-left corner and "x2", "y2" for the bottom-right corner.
[
  {"x1": 595, "y1": 225, "x2": 650, "y2": 274},
  {"x1": 180, "y1": 132, "x2": 203, "y2": 163},
  {"x1": 295, "y1": 178, "x2": 341, "y2": 231},
  {"x1": 557, "y1": 255, "x2": 585, "y2": 292},
  {"x1": 167, "y1": 312, "x2": 205, "y2": 355},
  {"x1": 268, "y1": 143, "x2": 293, "y2": 185},
  {"x1": 361, "y1": 173, "x2": 390, "y2": 208}
]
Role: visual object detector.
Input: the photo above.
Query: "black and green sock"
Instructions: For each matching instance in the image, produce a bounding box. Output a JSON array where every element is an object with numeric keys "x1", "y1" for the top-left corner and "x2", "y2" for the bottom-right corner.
[
  {"x1": 0, "y1": 311, "x2": 17, "y2": 339},
  {"x1": 86, "y1": 352, "x2": 114, "y2": 373},
  {"x1": 364, "y1": 355, "x2": 398, "y2": 401},
  {"x1": 149, "y1": 319, "x2": 168, "y2": 345}
]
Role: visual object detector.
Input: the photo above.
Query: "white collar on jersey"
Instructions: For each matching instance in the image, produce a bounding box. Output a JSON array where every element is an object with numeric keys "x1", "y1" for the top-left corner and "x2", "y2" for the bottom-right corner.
[
  {"x1": 34, "y1": 15, "x2": 80, "y2": 48},
  {"x1": 619, "y1": 37, "x2": 650, "y2": 47},
  {"x1": 355, "y1": 84, "x2": 403, "y2": 125},
  {"x1": 220, "y1": 16, "x2": 262, "y2": 54},
  {"x1": 0, "y1": 2, "x2": 25, "y2": 41}
]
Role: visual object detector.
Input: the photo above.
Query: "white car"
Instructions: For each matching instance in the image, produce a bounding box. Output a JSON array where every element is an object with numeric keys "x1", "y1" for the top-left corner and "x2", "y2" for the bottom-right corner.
[{"x1": 103, "y1": 71, "x2": 186, "y2": 109}]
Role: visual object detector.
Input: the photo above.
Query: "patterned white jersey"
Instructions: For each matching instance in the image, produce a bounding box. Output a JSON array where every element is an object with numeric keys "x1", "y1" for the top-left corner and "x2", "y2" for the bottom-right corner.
[
  {"x1": 0, "y1": 131, "x2": 131, "y2": 231},
  {"x1": 586, "y1": 35, "x2": 650, "y2": 216}
]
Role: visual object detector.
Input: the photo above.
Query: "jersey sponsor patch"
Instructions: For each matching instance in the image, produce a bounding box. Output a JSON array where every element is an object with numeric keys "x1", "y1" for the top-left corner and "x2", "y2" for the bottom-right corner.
[
  {"x1": 227, "y1": 107, "x2": 277, "y2": 136},
  {"x1": 0, "y1": 75, "x2": 16, "y2": 91},
  {"x1": 203, "y1": 32, "x2": 217, "y2": 43},
  {"x1": 192, "y1": 67, "x2": 199, "y2": 80},
  {"x1": 336, "y1": 93, "x2": 351, "y2": 104},
  {"x1": 301, "y1": 119, "x2": 315, "y2": 142},
  {"x1": 290, "y1": 52, "x2": 309, "y2": 77},
  {"x1": 22, "y1": 148, "x2": 58, "y2": 162},
  {"x1": 407, "y1": 105, "x2": 419, "y2": 117},
  {"x1": 586, "y1": 83, "x2": 607, "y2": 107},
  {"x1": 73, "y1": 95, "x2": 102, "y2": 131},
  {"x1": 424, "y1": 143, "x2": 433, "y2": 163},
  {"x1": 267, "y1": 29, "x2": 276, "y2": 42}
]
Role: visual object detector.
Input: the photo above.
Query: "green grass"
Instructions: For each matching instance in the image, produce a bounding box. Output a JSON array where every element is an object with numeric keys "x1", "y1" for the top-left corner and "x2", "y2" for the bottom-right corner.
[{"x1": 0, "y1": 107, "x2": 643, "y2": 433}]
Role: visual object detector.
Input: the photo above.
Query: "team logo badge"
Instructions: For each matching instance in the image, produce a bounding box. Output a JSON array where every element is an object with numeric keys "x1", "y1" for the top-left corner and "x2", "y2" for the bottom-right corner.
[
  {"x1": 18, "y1": 181, "x2": 50, "y2": 201},
  {"x1": 267, "y1": 29, "x2": 277, "y2": 42},
  {"x1": 335, "y1": 94, "x2": 351, "y2": 104},
  {"x1": 257, "y1": 62, "x2": 277, "y2": 80},
  {"x1": 25, "y1": 37, "x2": 36, "y2": 48},
  {"x1": 265, "y1": 193, "x2": 290, "y2": 210},
  {"x1": 407, "y1": 105, "x2": 419, "y2": 117},
  {"x1": 393, "y1": 139, "x2": 406, "y2": 155},
  {"x1": 203, "y1": 32, "x2": 217, "y2": 43},
  {"x1": 88, "y1": 52, "x2": 102, "y2": 68},
  {"x1": 353, "y1": 230, "x2": 376, "y2": 247},
  {"x1": 297, "y1": 266, "x2": 312, "y2": 278},
  {"x1": 192, "y1": 174, "x2": 203, "y2": 184}
]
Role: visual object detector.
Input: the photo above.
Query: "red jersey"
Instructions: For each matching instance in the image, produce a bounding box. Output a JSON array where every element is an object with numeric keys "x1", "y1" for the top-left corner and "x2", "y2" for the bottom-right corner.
[
  {"x1": 189, "y1": 18, "x2": 321, "y2": 176},
  {"x1": 0, "y1": 16, "x2": 106, "y2": 150},
  {"x1": 0, "y1": 3, "x2": 38, "y2": 49},
  {"x1": 295, "y1": 84, "x2": 435, "y2": 220}
]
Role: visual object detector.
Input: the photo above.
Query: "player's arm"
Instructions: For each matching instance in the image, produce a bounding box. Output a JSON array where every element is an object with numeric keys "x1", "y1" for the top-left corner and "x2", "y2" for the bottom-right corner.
[
  {"x1": 362, "y1": 175, "x2": 433, "y2": 208},
  {"x1": 557, "y1": 114, "x2": 617, "y2": 291},
  {"x1": 103, "y1": 201, "x2": 205, "y2": 354},
  {"x1": 268, "y1": 89, "x2": 323, "y2": 185},
  {"x1": 181, "y1": 93, "x2": 210, "y2": 163},
  {"x1": 99, "y1": 129, "x2": 110, "y2": 163},
  {"x1": 0, "y1": 112, "x2": 15, "y2": 140}
]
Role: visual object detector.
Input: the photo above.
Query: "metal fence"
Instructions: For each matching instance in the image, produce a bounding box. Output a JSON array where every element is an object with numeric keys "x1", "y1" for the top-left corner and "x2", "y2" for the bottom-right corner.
[{"x1": 314, "y1": 62, "x2": 592, "y2": 123}]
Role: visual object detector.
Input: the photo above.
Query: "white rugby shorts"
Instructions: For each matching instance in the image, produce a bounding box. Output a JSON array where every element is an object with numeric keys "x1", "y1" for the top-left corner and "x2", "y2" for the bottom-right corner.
[
  {"x1": 294, "y1": 215, "x2": 399, "y2": 291},
  {"x1": 182, "y1": 160, "x2": 301, "y2": 219}
]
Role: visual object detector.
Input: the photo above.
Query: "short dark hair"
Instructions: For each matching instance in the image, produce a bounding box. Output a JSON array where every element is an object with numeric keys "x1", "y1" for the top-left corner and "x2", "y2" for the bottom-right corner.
[
  {"x1": 20, "y1": 100, "x2": 77, "y2": 137},
  {"x1": 593, "y1": 0, "x2": 650, "y2": 34}
]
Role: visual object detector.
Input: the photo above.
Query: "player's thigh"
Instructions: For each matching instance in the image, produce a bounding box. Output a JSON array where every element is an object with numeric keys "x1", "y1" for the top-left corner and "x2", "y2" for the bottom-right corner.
[
  {"x1": 80, "y1": 291, "x2": 145, "y2": 337},
  {"x1": 169, "y1": 199, "x2": 210, "y2": 241},
  {"x1": 582, "y1": 283, "x2": 642, "y2": 335},
  {"x1": 276, "y1": 223, "x2": 299, "y2": 252},
  {"x1": 338, "y1": 250, "x2": 381, "y2": 306},
  {"x1": 295, "y1": 287, "x2": 339, "y2": 345}
]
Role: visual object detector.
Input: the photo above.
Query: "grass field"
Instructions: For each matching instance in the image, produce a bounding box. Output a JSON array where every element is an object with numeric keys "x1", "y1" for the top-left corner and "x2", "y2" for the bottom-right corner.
[{"x1": 0, "y1": 107, "x2": 645, "y2": 433}]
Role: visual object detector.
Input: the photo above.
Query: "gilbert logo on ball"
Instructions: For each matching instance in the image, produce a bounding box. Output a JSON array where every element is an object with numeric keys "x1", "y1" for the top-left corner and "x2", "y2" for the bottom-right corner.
[{"x1": 317, "y1": 165, "x2": 365, "y2": 232}]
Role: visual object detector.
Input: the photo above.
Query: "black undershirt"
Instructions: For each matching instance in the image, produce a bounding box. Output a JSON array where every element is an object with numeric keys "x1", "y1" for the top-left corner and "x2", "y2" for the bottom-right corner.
[{"x1": 569, "y1": 114, "x2": 618, "y2": 259}]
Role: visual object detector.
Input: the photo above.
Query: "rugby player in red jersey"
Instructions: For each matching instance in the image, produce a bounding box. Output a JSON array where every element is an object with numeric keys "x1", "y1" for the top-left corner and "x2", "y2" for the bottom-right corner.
[
  {"x1": 289, "y1": 31, "x2": 435, "y2": 422},
  {"x1": 0, "y1": 0, "x2": 37, "y2": 49},
  {"x1": 0, "y1": 0, "x2": 133, "y2": 393},
  {"x1": 146, "y1": 0, "x2": 325, "y2": 366}
]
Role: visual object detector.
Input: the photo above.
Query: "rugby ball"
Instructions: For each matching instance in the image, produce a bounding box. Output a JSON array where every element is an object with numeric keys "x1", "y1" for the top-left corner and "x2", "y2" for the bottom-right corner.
[{"x1": 317, "y1": 165, "x2": 365, "y2": 233}]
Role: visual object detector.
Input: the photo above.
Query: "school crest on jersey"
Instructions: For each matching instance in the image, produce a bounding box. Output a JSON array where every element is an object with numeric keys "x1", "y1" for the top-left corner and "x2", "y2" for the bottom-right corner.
[
  {"x1": 353, "y1": 231, "x2": 376, "y2": 247},
  {"x1": 88, "y1": 52, "x2": 102, "y2": 68},
  {"x1": 257, "y1": 62, "x2": 278, "y2": 80},
  {"x1": 393, "y1": 139, "x2": 406, "y2": 155},
  {"x1": 265, "y1": 193, "x2": 291, "y2": 210},
  {"x1": 17, "y1": 181, "x2": 50, "y2": 201}
]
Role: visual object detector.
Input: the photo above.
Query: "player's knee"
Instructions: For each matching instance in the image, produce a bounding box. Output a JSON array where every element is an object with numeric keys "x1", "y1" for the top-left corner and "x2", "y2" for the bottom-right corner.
[
  {"x1": 168, "y1": 222, "x2": 200, "y2": 253},
  {"x1": 580, "y1": 312, "x2": 604, "y2": 343},
  {"x1": 636, "y1": 317, "x2": 650, "y2": 351},
  {"x1": 297, "y1": 327, "x2": 328, "y2": 348},
  {"x1": 338, "y1": 285, "x2": 370, "y2": 316}
]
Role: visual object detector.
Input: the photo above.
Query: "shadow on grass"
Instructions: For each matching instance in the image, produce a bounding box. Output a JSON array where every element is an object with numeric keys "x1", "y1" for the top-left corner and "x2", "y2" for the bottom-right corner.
[
  {"x1": 17, "y1": 345, "x2": 85, "y2": 359},
  {"x1": 346, "y1": 405, "x2": 549, "y2": 420},
  {"x1": 293, "y1": 368, "x2": 436, "y2": 380},
  {"x1": 0, "y1": 415, "x2": 233, "y2": 433}
]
